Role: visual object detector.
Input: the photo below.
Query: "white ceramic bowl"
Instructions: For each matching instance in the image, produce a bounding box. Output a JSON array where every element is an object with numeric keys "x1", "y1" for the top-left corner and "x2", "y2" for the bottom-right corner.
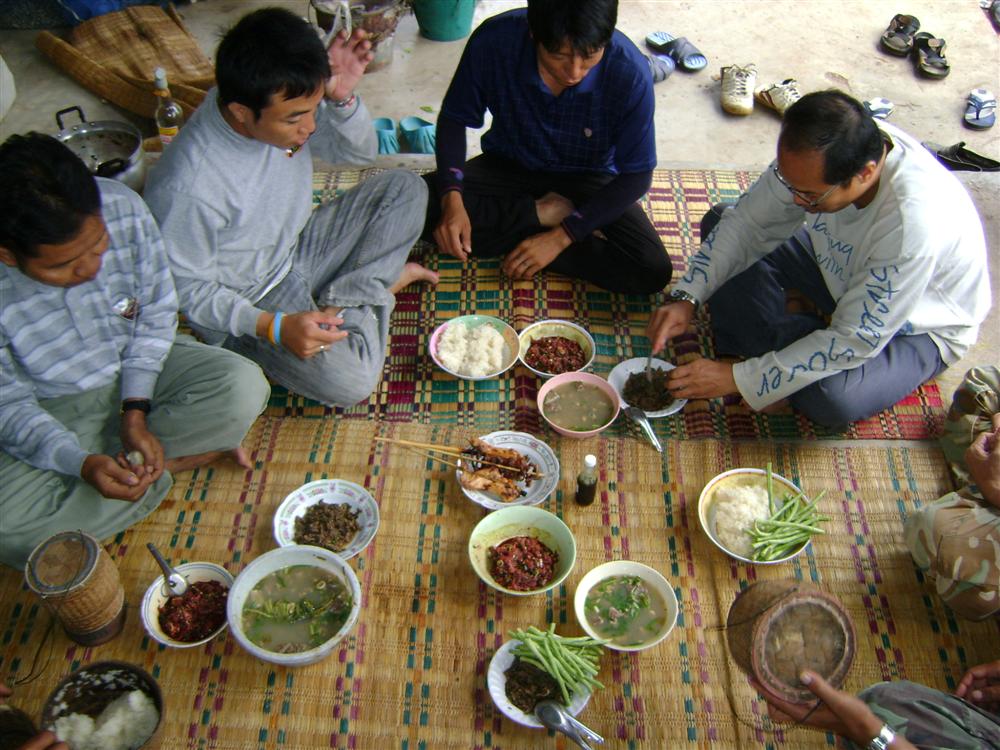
[
  {"x1": 487, "y1": 639, "x2": 591, "y2": 727},
  {"x1": 455, "y1": 431, "x2": 560, "y2": 511},
  {"x1": 698, "y1": 468, "x2": 811, "y2": 565},
  {"x1": 573, "y1": 560, "x2": 678, "y2": 652},
  {"x1": 273, "y1": 479, "x2": 380, "y2": 560},
  {"x1": 140, "y1": 562, "x2": 233, "y2": 648},
  {"x1": 429, "y1": 315, "x2": 519, "y2": 380},
  {"x1": 468, "y1": 506, "x2": 576, "y2": 596},
  {"x1": 537, "y1": 372, "x2": 621, "y2": 438},
  {"x1": 517, "y1": 320, "x2": 596, "y2": 379},
  {"x1": 227, "y1": 545, "x2": 361, "y2": 666},
  {"x1": 607, "y1": 357, "x2": 687, "y2": 418}
]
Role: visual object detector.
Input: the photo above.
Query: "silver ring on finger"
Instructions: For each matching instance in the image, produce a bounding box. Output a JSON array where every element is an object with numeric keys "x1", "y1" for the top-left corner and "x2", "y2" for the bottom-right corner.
[{"x1": 319, "y1": 344, "x2": 327, "y2": 352}]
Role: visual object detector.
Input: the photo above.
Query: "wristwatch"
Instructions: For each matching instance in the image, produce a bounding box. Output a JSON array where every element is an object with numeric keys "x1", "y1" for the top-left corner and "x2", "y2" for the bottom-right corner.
[
  {"x1": 666, "y1": 289, "x2": 699, "y2": 308},
  {"x1": 121, "y1": 399, "x2": 152, "y2": 415},
  {"x1": 867, "y1": 724, "x2": 897, "y2": 750}
]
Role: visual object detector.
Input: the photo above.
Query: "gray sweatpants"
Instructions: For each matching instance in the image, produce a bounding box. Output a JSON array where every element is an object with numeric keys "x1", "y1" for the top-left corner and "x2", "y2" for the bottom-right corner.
[
  {"x1": 219, "y1": 169, "x2": 427, "y2": 406},
  {"x1": 0, "y1": 336, "x2": 270, "y2": 569}
]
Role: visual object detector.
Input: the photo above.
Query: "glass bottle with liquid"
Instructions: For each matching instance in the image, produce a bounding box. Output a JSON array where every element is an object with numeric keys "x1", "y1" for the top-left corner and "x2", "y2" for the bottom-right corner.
[
  {"x1": 575, "y1": 454, "x2": 598, "y2": 506},
  {"x1": 153, "y1": 67, "x2": 183, "y2": 147}
]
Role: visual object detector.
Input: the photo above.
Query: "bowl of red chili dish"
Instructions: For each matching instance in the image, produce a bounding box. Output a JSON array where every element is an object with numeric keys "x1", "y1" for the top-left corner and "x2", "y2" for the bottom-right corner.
[
  {"x1": 468, "y1": 506, "x2": 576, "y2": 596},
  {"x1": 140, "y1": 561, "x2": 232, "y2": 648},
  {"x1": 518, "y1": 320, "x2": 596, "y2": 378}
]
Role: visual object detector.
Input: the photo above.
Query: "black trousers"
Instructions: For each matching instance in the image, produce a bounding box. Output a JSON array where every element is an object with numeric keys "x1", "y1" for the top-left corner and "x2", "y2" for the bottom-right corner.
[{"x1": 422, "y1": 154, "x2": 673, "y2": 294}]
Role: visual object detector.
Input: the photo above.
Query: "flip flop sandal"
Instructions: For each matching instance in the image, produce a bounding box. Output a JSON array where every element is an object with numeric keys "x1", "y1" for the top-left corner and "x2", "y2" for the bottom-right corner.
[
  {"x1": 864, "y1": 97, "x2": 895, "y2": 120},
  {"x1": 922, "y1": 140, "x2": 1000, "y2": 172},
  {"x1": 983, "y1": 0, "x2": 1000, "y2": 30},
  {"x1": 912, "y1": 32, "x2": 950, "y2": 78},
  {"x1": 645, "y1": 32, "x2": 707, "y2": 72},
  {"x1": 879, "y1": 13, "x2": 920, "y2": 56},
  {"x1": 964, "y1": 88, "x2": 996, "y2": 130},
  {"x1": 373, "y1": 117, "x2": 400, "y2": 155},
  {"x1": 399, "y1": 116, "x2": 436, "y2": 154},
  {"x1": 646, "y1": 53, "x2": 676, "y2": 83}
]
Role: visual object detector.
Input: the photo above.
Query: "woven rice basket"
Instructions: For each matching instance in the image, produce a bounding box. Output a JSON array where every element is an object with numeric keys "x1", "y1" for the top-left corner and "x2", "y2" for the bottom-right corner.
[{"x1": 35, "y1": 4, "x2": 212, "y2": 120}]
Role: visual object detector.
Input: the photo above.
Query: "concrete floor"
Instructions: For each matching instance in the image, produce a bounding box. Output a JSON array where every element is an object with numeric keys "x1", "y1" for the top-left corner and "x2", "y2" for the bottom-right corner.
[{"x1": 0, "y1": 0, "x2": 997, "y2": 398}]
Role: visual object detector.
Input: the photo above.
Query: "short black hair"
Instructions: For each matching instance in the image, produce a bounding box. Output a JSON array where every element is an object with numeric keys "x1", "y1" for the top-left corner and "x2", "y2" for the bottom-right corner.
[
  {"x1": 779, "y1": 90, "x2": 886, "y2": 185},
  {"x1": 216, "y1": 7, "x2": 330, "y2": 118},
  {"x1": 527, "y1": 0, "x2": 617, "y2": 56},
  {"x1": 0, "y1": 132, "x2": 100, "y2": 261}
]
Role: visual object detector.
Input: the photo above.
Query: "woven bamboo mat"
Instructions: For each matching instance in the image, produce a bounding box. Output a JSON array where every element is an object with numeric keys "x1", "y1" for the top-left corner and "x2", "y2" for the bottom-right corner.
[
  {"x1": 1, "y1": 419, "x2": 996, "y2": 749},
  {"x1": 264, "y1": 168, "x2": 945, "y2": 441}
]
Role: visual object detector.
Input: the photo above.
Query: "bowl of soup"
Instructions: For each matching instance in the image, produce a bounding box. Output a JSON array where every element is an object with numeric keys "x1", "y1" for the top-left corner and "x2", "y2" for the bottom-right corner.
[
  {"x1": 573, "y1": 561, "x2": 678, "y2": 652},
  {"x1": 227, "y1": 545, "x2": 361, "y2": 666},
  {"x1": 537, "y1": 372, "x2": 620, "y2": 438}
]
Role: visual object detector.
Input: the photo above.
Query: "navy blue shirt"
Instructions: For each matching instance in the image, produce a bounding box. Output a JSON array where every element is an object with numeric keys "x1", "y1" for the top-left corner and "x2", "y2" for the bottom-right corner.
[{"x1": 440, "y1": 9, "x2": 656, "y2": 178}]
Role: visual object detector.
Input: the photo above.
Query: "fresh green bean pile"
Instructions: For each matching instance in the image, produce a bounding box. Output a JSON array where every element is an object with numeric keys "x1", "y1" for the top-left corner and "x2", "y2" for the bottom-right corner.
[
  {"x1": 509, "y1": 624, "x2": 605, "y2": 705},
  {"x1": 749, "y1": 463, "x2": 829, "y2": 562}
]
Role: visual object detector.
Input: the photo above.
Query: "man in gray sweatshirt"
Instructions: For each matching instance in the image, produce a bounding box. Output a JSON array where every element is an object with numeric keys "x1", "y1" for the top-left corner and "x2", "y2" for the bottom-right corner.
[{"x1": 145, "y1": 7, "x2": 436, "y2": 406}]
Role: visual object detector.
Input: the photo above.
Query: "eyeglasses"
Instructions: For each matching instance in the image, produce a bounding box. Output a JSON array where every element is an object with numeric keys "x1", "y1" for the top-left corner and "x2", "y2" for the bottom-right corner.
[{"x1": 771, "y1": 164, "x2": 840, "y2": 208}]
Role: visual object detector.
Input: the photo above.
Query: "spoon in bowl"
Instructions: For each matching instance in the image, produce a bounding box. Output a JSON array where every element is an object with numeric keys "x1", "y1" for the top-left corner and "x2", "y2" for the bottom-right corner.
[
  {"x1": 535, "y1": 701, "x2": 604, "y2": 749},
  {"x1": 146, "y1": 542, "x2": 188, "y2": 597}
]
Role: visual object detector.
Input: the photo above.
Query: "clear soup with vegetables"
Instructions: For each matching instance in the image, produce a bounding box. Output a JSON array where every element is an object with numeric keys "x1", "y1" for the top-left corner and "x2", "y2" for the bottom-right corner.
[
  {"x1": 583, "y1": 575, "x2": 667, "y2": 647},
  {"x1": 542, "y1": 382, "x2": 615, "y2": 431}
]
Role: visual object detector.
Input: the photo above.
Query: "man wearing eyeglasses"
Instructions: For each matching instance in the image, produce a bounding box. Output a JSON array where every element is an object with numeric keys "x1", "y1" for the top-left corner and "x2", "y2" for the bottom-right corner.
[{"x1": 646, "y1": 90, "x2": 990, "y2": 426}]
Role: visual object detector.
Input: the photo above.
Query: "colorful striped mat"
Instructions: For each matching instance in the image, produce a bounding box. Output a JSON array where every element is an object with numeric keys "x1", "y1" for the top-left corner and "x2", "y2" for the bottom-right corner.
[
  {"x1": 263, "y1": 168, "x2": 945, "y2": 441},
  {"x1": 1, "y1": 420, "x2": 995, "y2": 749}
]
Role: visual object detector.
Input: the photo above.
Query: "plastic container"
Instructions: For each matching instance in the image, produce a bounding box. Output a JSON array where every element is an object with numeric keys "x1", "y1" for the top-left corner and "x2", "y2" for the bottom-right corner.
[{"x1": 413, "y1": 0, "x2": 475, "y2": 41}]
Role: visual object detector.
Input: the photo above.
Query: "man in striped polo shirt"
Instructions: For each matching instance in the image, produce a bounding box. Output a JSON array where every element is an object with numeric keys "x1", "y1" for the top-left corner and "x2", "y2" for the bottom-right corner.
[{"x1": 0, "y1": 133, "x2": 270, "y2": 568}]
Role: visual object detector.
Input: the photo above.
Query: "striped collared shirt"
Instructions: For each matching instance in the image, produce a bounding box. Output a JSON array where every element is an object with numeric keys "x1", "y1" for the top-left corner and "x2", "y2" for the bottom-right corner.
[{"x1": 0, "y1": 179, "x2": 178, "y2": 476}]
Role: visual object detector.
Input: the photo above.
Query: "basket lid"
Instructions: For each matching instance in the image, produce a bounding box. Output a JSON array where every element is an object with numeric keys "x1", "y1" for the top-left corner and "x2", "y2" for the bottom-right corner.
[{"x1": 24, "y1": 531, "x2": 99, "y2": 595}]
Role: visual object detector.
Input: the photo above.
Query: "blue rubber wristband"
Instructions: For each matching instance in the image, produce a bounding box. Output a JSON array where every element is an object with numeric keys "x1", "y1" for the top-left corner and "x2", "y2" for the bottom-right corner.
[{"x1": 273, "y1": 312, "x2": 284, "y2": 346}]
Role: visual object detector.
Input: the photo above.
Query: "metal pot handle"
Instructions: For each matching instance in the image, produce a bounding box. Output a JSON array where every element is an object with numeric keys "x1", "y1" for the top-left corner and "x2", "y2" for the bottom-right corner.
[{"x1": 55, "y1": 106, "x2": 86, "y2": 131}]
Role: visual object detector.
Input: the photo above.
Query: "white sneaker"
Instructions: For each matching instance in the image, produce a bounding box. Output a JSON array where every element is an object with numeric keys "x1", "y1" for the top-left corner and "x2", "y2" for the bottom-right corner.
[
  {"x1": 754, "y1": 79, "x2": 802, "y2": 116},
  {"x1": 721, "y1": 64, "x2": 757, "y2": 115}
]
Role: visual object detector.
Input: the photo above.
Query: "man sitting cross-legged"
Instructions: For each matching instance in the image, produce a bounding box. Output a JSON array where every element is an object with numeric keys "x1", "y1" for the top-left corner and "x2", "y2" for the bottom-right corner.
[
  {"x1": 144, "y1": 7, "x2": 436, "y2": 407},
  {"x1": 0, "y1": 133, "x2": 270, "y2": 568}
]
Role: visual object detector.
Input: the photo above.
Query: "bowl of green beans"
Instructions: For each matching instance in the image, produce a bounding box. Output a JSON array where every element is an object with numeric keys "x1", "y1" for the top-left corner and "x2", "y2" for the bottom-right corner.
[{"x1": 698, "y1": 465, "x2": 828, "y2": 565}]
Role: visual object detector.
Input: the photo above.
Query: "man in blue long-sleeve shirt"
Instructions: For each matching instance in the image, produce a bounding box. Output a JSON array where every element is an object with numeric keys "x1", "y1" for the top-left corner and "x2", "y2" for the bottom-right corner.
[
  {"x1": 0, "y1": 133, "x2": 270, "y2": 568},
  {"x1": 423, "y1": 0, "x2": 673, "y2": 294}
]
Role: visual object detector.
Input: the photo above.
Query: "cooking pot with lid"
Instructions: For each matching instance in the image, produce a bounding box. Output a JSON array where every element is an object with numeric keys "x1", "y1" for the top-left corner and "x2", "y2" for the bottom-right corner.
[{"x1": 54, "y1": 106, "x2": 147, "y2": 193}]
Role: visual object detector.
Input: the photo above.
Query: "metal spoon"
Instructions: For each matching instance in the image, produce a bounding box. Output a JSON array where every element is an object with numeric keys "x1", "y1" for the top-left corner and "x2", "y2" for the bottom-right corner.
[
  {"x1": 534, "y1": 701, "x2": 600, "y2": 749},
  {"x1": 146, "y1": 542, "x2": 188, "y2": 597},
  {"x1": 644, "y1": 352, "x2": 654, "y2": 382},
  {"x1": 536, "y1": 701, "x2": 605, "y2": 745},
  {"x1": 624, "y1": 405, "x2": 663, "y2": 453}
]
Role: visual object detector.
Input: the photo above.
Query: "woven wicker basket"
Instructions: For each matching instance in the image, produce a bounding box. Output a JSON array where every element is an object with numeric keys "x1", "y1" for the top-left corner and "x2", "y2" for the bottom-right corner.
[{"x1": 726, "y1": 580, "x2": 856, "y2": 704}]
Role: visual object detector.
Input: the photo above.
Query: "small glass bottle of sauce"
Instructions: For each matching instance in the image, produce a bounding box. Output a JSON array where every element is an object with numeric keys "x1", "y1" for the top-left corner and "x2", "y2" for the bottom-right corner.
[{"x1": 575, "y1": 454, "x2": 598, "y2": 506}]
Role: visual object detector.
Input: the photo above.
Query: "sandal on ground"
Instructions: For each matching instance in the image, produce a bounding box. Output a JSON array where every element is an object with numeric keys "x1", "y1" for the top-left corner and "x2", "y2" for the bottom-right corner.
[
  {"x1": 646, "y1": 53, "x2": 676, "y2": 83},
  {"x1": 913, "y1": 32, "x2": 950, "y2": 78},
  {"x1": 373, "y1": 117, "x2": 400, "y2": 154},
  {"x1": 864, "y1": 97, "x2": 895, "y2": 119},
  {"x1": 983, "y1": 0, "x2": 1000, "y2": 30},
  {"x1": 399, "y1": 116, "x2": 436, "y2": 154},
  {"x1": 880, "y1": 13, "x2": 920, "y2": 56},
  {"x1": 922, "y1": 141, "x2": 1000, "y2": 172},
  {"x1": 645, "y1": 32, "x2": 707, "y2": 71},
  {"x1": 754, "y1": 79, "x2": 802, "y2": 116},
  {"x1": 964, "y1": 88, "x2": 996, "y2": 130}
]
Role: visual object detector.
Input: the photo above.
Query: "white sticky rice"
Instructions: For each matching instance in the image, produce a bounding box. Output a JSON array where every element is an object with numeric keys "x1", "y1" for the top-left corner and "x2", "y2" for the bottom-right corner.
[
  {"x1": 52, "y1": 689, "x2": 158, "y2": 750},
  {"x1": 436, "y1": 322, "x2": 506, "y2": 377},
  {"x1": 710, "y1": 482, "x2": 770, "y2": 558}
]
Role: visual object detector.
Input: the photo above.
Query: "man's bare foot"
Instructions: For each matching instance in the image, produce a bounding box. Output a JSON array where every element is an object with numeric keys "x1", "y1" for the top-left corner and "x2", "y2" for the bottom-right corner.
[
  {"x1": 390, "y1": 261, "x2": 439, "y2": 295},
  {"x1": 166, "y1": 446, "x2": 252, "y2": 474},
  {"x1": 536, "y1": 192, "x2": 575, "y2": 227}
]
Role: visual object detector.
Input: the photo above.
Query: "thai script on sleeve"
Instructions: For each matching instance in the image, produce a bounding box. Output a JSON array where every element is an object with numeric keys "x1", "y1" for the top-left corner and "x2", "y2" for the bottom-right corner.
[
  {"x1": 855, "y1": 265, "x2": 900, "y2": 349},
  {"x1": 755, "y1": 337, "x2": 856, "y2": 398},
  {"x1": 810, "y1": 216, "x2": 854, "y2": 282},
  {"x1": 681, "y1": 225, "x2": 714, "y2": 285}
]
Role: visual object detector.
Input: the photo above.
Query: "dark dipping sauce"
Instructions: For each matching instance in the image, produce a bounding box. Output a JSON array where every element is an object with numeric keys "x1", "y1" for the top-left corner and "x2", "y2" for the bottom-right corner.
[
  {"x1": 623, "y1": 368, "x2": 676, "y2": 411},
  {"x1": 504, "y1": 657, "x2": 561, "y2": 712},
  {"x1": 294, "y1": 502, "x2": 361, "y2": 552},
  {"x1": 488, "y1": 536, "x2": 559, "y2": 591},
  {"x1": 158, "y1": 580, "x2": 228, "y2": 642},
  {"x1": 524, "y1": 336, "x2": 586, "y2": 374}
]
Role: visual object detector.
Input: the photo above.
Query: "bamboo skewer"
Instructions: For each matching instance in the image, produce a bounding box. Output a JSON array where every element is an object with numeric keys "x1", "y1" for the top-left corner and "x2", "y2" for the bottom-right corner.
[{"x1": 373, "y1": 435, "x2": 543, "y2": 478}]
